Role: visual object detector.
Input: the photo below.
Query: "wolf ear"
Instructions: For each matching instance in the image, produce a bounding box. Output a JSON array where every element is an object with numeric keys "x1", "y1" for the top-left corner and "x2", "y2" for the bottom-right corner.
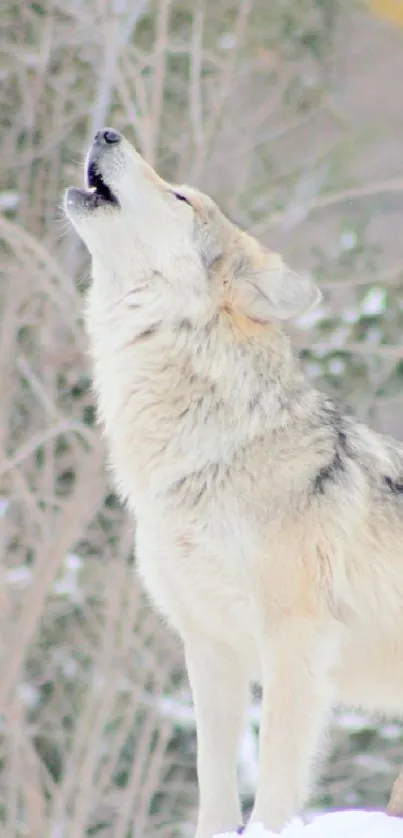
[{"x1": 233, "y1": 253, "x2": 321, "y2": 322}]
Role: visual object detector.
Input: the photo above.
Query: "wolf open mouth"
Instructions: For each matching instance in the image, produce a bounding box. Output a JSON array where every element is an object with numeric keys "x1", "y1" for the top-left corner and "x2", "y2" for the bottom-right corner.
[{"x1": 86, "y1": 161, "x2": 119, "y2": 206}]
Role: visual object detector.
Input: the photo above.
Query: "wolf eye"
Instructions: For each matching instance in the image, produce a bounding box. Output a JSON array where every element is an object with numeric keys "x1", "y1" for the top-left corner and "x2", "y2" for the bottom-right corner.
[{"x1": 173, "y1": 192, "x2": 192, "y2": 206}]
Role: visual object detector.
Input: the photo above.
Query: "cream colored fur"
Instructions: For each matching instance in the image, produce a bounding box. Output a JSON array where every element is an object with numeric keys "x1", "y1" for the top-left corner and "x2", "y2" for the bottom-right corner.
[{"x1": 65, "y1": 131, "x2": 403, "y2": 835}]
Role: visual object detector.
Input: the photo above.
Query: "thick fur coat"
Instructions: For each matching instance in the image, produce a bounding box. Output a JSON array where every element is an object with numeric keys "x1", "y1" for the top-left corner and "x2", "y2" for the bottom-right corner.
[{"x1": 65, "y1": 129, "x2": 403, "y2": 836}]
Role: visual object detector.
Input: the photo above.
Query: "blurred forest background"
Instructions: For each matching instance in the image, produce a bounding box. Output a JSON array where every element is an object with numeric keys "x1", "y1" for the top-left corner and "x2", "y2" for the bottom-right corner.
[{"x1": 2, "y1": 0, "x2": 403, "y2": 835}]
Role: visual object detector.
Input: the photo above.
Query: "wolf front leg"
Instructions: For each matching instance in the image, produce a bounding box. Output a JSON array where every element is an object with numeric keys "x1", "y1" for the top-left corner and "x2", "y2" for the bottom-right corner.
[
  {"x1": 388, "y1": 766, "x2": 403, "y2": 817},
  {"x1": 249, "y1": 617, "x2": 339, "y2": 832},
  {"x1": 185, "y1": 637, "x2": 249, "y2": 838}
]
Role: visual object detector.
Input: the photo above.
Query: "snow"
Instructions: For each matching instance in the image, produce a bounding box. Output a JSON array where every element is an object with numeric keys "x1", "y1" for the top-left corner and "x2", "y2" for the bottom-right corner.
[
  {"x1": 238, "y1": 726, "x2": 259, "y2": 795},
  {"x1": 341, "y1": 308, "x2": 359, "y2": 325},
  {"x1": 360, "y1": 287, "x2": 386, "y2": 317},
  {"x1": 0, "y1": 191, "x2": 20, "y2": 210},
  {"x1": 340, "y1": 230, "x2": 357, "y2": 251},
  {"x1": 295, "y1": 306, "x2": 328, "y2": 329},
  {"x1": 53, "y1": 552, "x2": 83, "y2": 600},
  {"x1": 6, "y1": 565, "x2": 33, "y2": 587},
  {"x1": 328, "y1": 358, "x2": 345, "y2": 376},
  {"x1": 214, "y1": 812, "x2": 403, "y2": 837}
]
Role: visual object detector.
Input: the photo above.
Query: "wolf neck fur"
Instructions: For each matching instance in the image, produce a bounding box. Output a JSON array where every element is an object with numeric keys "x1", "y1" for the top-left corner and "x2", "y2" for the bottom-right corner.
[{"x1": 87, "y1": 295, "x2": 311, "y2": 501}]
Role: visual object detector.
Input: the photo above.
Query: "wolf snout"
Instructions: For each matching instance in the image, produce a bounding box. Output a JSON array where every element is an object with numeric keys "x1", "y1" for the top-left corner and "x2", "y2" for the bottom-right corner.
[
  {"x1": 87, "y1": 127, "x2": 123, "y2": 182},
  {"x1": 93, "y1": 128, "x2": 122, "y2": 146}
]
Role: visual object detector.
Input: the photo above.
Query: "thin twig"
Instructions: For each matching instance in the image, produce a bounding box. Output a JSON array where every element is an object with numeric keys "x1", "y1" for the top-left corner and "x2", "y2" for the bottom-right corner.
[
  {"x1": 148, "y1": 0, "x2": 172, "y2": 166},
  {"x1": 252, "y1": 177, "x2": 403, "y2": 235}
]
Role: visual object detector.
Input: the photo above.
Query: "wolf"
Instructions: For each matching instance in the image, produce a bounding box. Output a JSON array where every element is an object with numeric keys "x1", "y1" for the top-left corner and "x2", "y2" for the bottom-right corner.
[{"x1": 64, "y1": 128, "x2": 403, "y2": 836}]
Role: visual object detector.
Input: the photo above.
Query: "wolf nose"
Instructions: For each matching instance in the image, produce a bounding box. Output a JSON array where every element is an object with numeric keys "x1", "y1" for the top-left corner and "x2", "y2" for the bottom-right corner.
[{"x1": 94, "y1": 128, "x2": 121, "y2": 146}]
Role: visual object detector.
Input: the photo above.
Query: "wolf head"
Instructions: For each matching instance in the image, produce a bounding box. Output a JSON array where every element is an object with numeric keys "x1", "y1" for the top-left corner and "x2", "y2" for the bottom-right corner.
[{"x1": 65, "y1": 128, "x2": 320, "y2": 325}]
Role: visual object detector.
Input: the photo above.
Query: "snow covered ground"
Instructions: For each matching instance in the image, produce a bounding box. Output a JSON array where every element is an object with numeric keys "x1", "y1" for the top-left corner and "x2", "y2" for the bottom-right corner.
[{"x1": 215, "y1": 812, "x2": 403, "y2": 837}]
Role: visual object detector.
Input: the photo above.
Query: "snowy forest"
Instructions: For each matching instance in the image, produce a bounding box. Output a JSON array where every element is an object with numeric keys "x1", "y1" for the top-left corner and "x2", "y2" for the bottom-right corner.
[{"x1": 2, "y1": 0, "x2": 403, "y2": 835}]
